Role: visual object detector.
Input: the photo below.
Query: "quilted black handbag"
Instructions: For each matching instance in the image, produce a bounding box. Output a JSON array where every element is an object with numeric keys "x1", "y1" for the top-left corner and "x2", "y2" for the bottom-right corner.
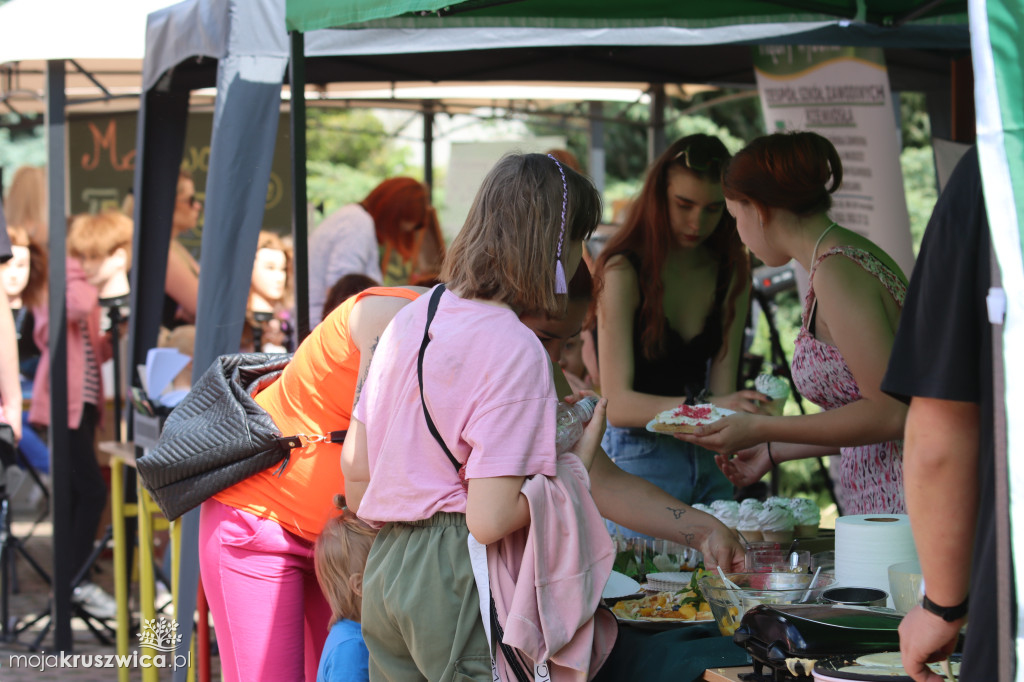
[{"x1": 136, "y1": 352, "x2": 344, "y2": 521}]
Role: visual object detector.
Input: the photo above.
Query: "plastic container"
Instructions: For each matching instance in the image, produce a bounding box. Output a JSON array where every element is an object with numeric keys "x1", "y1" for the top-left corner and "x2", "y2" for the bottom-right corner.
[
  {"x1": 555, "y1": 397, "x2": 599, "y2": 453},
  {"x1": 887, "y1": 559, "x2": 924, "y2": 614}
]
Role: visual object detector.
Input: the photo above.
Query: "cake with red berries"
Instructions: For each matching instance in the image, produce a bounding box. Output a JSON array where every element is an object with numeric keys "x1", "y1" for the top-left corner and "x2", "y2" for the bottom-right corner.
[{"x1": 650, "y1": 403, "x2": 731, "y2": 434}]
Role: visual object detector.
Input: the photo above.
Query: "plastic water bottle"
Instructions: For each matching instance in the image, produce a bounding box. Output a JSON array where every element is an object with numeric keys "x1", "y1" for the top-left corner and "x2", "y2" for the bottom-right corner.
[{"x1": 555, "y1": 396, "x2": 599, "y2": 453}]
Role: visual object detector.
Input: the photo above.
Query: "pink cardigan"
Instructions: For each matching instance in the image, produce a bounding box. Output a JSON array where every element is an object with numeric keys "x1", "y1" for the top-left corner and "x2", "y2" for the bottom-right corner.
[
  {"x1": 487, "y1": 452, "x2": 618, "y2": 681},
  {"x1": 29, "y1": 257, "x2": 110, "y2": 429}
]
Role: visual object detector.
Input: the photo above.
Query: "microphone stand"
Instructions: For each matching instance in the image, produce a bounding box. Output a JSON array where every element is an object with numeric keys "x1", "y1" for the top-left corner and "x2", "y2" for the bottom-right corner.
[
  {"x1": 251, "y1": 311, "x2": 274, "y2": 353},
  {"x1": 99, "y1": 294, "x2": 130, "y2": 443}
]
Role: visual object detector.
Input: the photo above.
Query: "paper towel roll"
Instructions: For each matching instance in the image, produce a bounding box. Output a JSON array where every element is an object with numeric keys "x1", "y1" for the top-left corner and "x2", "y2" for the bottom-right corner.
[{"x1": 835, "y1": 514, "x2": 918, "y2": 607}]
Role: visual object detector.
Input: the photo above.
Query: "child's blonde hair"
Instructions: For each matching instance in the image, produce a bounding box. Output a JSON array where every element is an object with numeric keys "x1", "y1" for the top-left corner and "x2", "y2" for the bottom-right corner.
[
  {"x1": 441, "y1": 152, "x2": 602, "y2": 318},
  {"x1": 67, "y1": 210, "x2": 134, "y2": 269},
  {"x1": 314, "y1": 495, "x2": 378, "y2": 627}
]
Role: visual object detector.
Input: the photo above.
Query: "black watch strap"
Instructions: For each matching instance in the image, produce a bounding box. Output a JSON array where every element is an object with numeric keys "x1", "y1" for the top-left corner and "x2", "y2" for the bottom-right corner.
[{"x1": 921, "y1": 594, "x2": 969, "y2": 622}]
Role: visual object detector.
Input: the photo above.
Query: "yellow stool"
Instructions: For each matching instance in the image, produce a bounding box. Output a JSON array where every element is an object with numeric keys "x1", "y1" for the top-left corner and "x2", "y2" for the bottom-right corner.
[{"x1": 105, "y1": 442, "x2": 194, "y2": 682}]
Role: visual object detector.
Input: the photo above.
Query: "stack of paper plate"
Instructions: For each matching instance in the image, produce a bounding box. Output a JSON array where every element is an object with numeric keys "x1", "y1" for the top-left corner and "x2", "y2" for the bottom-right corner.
[{"x1": 645, "y1": 572, "x2": 694, "y2": 592}]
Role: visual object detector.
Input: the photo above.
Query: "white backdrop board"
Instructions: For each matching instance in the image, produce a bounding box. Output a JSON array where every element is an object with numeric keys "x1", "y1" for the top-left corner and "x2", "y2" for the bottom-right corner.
[
  {"x1": 441, "y1": 137, "x2": 566, "y2": 241},
  {"x1": 753, "y1": 45, "x2": 915, "y2": 276}
]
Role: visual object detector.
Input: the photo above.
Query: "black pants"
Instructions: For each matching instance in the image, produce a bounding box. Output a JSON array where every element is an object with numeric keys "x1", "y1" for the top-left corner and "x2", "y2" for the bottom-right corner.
[{"x1": 68, "y1": 403, "x2": 107, "y2": 579}]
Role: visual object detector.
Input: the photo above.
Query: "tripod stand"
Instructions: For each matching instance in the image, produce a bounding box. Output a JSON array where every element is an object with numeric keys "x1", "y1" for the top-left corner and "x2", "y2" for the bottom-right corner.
[
  {"x1": 251, "y1": 310, "x2": 275, "y2": 352},
  {"x1": 0, "y1": 429, "x2": 53, "y2": 643}
]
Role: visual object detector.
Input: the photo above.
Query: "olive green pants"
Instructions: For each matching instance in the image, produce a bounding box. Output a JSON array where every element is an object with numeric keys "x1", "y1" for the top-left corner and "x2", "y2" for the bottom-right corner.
[{"x1": 362, "y1": 512, "x2": 492, "y2": 681}]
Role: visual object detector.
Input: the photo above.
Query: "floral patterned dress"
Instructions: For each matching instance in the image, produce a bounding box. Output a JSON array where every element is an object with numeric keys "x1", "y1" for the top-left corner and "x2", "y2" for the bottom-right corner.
[{"x1": 791, "y1": 246, "x2": 907, "y2": 514}]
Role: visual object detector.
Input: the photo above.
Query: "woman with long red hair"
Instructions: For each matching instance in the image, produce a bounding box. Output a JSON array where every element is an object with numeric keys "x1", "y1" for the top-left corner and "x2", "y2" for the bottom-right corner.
[
  {"x1": 593, "y1": 134, "x2": 768, "y2": 532},
  {"x1": 308, "y1": 178, "x2": 433, "y2": 325}
]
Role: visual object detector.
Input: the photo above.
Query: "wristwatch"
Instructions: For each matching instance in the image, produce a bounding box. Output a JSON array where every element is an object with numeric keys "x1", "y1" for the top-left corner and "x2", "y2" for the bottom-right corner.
[{"x1": 921, "y1": 594, "x2": 969, "y2": 622}]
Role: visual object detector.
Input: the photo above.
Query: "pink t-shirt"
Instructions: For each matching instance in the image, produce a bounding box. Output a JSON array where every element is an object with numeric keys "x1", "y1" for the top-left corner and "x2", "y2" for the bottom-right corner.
[{"x1": 355, "y1": 287, "x2": 557, "y2": 524}]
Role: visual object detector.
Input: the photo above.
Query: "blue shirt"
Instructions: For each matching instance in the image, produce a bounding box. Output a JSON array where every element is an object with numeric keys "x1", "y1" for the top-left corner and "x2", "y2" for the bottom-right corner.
[{"x1": 316, "y1": 619, "x2": 369, "y2": 682}]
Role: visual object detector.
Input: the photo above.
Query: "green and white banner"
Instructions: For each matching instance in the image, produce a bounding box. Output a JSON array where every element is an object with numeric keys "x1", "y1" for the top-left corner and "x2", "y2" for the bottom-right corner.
[
  {"x1": 969, "y1": 0, "x2": 1024, "y2": 672},
  {"x1": 753, "y1": 45, "x2": 915, "y2": 276}
]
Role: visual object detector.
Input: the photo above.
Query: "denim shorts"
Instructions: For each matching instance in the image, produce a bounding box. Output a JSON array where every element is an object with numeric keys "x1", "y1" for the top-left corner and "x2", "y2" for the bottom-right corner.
[{"x1": 602, "y1": 425, "x2": 732, "y2": 540}]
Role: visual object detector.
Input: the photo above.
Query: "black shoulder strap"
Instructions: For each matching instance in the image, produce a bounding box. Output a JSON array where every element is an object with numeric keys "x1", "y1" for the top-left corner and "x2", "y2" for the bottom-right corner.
[{"x1": 417, "y1": 285, "x2": 462, "y2": 473}]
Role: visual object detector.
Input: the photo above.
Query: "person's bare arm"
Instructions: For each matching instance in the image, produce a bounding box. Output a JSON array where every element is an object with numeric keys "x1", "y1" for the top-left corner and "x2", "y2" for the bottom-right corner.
[
  {"x1": 899, "y1": 396, "x2": 977, "y2": 682},
  {"x1": 340, "y1": 417, "x2": 370, "y2": 512},
  {"x1": 589, "y1": 448, "x2": 744, "y2": 570},
  {"x1": 466, "y1": 476, "x2": 530, "y2": 545},
  {"x1": 707, "y1": 272, "x2": 767, "y2": 413},
  {"x1": 342, "y1": 290, "x2": 426, "y2": 508},
  {"x1": 713, "y1": 441, "x2": 838, "y2": 488},
  {"x1": 0, "y1": 292, "x2": 22, "y2": 441},
  {"x1": 597, "y1": 257, "x2": 690, "y2": 427},
  {"x1": 682, "y1": 258, "x2": 907, "y2": 454},
  {"x1": 165, "y1": 244, "x2": 199, "y2": 322}
]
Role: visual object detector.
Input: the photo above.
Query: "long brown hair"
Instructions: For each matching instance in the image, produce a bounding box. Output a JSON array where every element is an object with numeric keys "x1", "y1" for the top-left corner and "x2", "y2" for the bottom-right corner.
[
  {"x1": 361, "y1": 177, "x2": 429, "y2": 261},
  {"x1": 442, "y1": 153, "x2": 602, "y2": 318},
  {"x1": 4, "y1": 166, "x2": 47, "y2": 246},
  {"x1": 594, "y1": 134, "x2": 749, "y2": 360}
]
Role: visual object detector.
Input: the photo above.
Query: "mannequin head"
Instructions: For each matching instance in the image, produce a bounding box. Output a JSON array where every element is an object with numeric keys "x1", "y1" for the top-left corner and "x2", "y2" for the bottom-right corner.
[
  {"x1": 4, "y1": 166, "x2": 48, "y2": 247},
  {"x1": 4, "y1": 224, "x2": 48, "y2": 309},
  {"x1": 173, "y1": 171, "x2": 202, "y2": 237},
  {"x1": 67, "y1": 210, "x2": 134, "y2": 299},
  {"x1": 249, "y1": 231, "x2": 291, "y2": 313},
  {"x1": 2, "y1": 226, "x2": 31, "y2": 308}
]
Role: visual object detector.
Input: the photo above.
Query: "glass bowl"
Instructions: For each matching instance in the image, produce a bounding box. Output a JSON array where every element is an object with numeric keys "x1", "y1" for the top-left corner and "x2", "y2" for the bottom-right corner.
[{"x1": 697, "y1": 571, "x2": 837, "y2": 636}]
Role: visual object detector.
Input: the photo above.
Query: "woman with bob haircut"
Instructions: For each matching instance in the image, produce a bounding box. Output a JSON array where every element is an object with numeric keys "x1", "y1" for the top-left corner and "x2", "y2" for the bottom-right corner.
[
  {"x1": 308, "y1": 177, "x2": 433, "y2": 325},
  {"x1": 343, "y1": 153, "x2": 746, "y2": 680},
  {"x1": 681, "y1": 131, "x2": 909, "y2": 514},
  {"x1": 593, "y1": 134, "x2": 768, "y2": 522}
]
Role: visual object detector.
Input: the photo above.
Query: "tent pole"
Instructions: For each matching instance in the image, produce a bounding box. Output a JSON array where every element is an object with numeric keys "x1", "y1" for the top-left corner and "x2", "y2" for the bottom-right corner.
[
  {"x1": 45, "y1": 58, "x2": 73, "y2": 651},
  {"x1": 290, "y1": 30, "x2": 310, "y2": 342},
  {"x1": 423, "y1": 100, "x2": 435, "y2": 200},
  {"x1": 588, "y1": 101, "x2": 605, "y2": 194},
  {"x1": 648, "y1": 83, "x2": 667, "y2": 163}
]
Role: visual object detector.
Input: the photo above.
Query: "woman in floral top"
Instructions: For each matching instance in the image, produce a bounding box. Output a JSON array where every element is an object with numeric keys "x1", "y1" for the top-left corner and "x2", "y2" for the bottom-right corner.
[{"x1": 680, "y1": 131, "x2": 908, "y2": 514}]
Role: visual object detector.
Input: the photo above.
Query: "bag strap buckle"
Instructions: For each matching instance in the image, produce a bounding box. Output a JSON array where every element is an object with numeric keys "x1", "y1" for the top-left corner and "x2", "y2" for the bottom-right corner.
[{"x1": 282, "y1": 430, "x2": 347, "y2": 448}]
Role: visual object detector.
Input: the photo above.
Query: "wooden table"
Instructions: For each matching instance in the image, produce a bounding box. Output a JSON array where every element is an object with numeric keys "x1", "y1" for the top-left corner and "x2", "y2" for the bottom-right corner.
[{"x1": 703, "y1": 666, "x2": 753, "y2": 681}]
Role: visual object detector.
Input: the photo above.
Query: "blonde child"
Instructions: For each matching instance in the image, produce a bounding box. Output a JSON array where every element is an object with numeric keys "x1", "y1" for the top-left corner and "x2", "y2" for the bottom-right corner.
[{"x1": 314, "y1": 496, "x2": 377, "y2": 682}]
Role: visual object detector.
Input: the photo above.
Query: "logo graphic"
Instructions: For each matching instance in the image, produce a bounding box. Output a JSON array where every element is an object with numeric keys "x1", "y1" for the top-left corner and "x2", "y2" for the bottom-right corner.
[{"x1": 137, "y1": 618, "x2": 183, "y2": 653}]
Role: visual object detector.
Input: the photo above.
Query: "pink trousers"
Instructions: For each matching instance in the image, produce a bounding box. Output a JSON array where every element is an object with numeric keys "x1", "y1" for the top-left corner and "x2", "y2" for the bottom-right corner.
[{"x1": 199, "y1": 499, "x2": 331, "y2": 682}]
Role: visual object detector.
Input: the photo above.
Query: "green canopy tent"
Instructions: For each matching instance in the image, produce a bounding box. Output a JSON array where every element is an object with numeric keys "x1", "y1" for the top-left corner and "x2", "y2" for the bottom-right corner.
[
  {"x1": 281, "y1": 0, "x2": 1021, "y2": 678},
  {"x1": 133, "y1": 2, "x2": 996, "y2": 678},
  {"x1": 969, "y1": 0, "x2": 1024, "y2": 676}
]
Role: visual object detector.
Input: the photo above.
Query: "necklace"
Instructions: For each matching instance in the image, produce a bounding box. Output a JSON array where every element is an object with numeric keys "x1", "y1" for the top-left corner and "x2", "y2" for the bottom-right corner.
[{"x1": 810, "y1": 221, "x2": 838, "y2": 267}]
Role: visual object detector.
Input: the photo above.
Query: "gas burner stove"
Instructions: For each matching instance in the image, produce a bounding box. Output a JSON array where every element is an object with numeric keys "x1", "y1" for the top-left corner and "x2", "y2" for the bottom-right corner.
[
  {"x1": 733, "y1": 604, "x2": 904, "y2": 680},
  {"x1": 738, "y1": 663, "x2": 804, "y2": 682}
]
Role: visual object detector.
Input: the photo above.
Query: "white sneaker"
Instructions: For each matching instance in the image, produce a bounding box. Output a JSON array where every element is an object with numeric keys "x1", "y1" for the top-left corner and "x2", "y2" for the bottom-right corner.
[{"x1": 72, "y1": 581, "x2": 118, "y2": 620}]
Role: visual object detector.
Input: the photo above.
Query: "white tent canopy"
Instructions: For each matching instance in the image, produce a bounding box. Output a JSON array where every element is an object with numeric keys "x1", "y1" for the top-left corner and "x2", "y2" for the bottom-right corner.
[{"x1": 0, "y1": 0, "x2": 183, "y2": 114}]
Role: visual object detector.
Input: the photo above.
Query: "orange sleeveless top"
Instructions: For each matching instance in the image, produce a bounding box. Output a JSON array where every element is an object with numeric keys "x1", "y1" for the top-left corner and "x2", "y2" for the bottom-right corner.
[{"x1": 213, "y1": 287, "x2": 421, "y2": 540}]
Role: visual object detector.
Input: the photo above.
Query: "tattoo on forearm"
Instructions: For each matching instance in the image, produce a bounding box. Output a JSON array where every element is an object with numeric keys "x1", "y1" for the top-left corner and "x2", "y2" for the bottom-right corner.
[
  {"x1": 354, "y1": 336, "x2": 380, "y2": 406},
  {"x1": 679, "y1": 532, "x2": 696, "y2": 547},
  {"x1": 666, "y1": 506, "x2": 688, "y2": 520}
]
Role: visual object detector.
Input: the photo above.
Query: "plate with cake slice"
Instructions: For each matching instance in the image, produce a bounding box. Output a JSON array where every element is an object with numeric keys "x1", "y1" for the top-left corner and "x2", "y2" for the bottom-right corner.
[{"x1": 646, "y1": 403, "x2": 735, "y2": 434}]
